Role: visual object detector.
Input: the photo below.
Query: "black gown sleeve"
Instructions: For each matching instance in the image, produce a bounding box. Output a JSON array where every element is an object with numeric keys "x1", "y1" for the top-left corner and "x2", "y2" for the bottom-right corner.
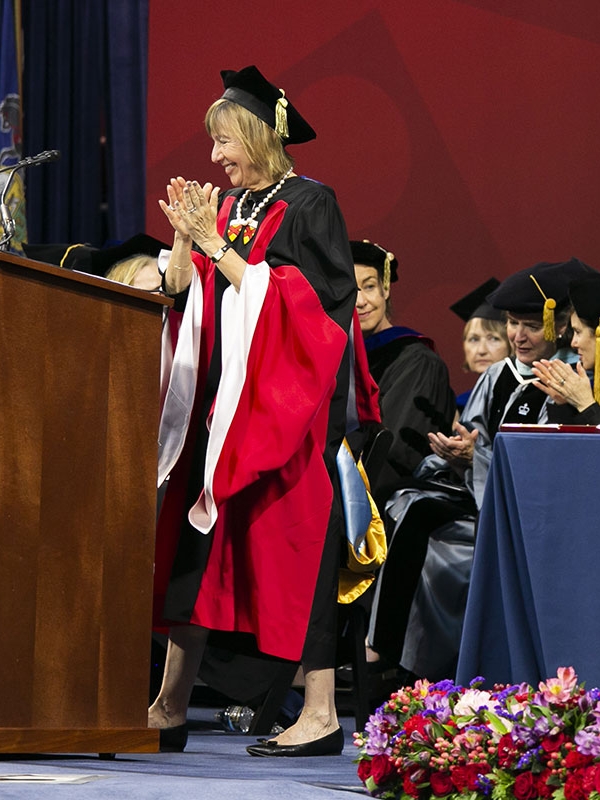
[
  {"x1": 547, "y1": 400, "x2": 600, "y2": 425},
  {"x1": 262, "y1": 179, "x2": 357, "y2": 331}
]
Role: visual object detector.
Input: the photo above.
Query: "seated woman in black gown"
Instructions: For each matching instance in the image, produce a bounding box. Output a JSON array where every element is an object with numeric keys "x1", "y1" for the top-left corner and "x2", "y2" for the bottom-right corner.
[
  {"x1": 351, "y1": 239, "x2": 456, "y2": 512},
  {"x1": 532, "y1": 269, "x2": 600, "y2": 423}
]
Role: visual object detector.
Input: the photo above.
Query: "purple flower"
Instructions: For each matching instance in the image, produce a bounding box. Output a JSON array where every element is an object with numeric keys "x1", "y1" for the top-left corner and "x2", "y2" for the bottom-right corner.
[
  {"x1": 423, "y1": 692, "x2": 452, "y2": 722},
  {"x1": 469, "y1": 676, "x2": 486, "y2": 687},
  {"x1": 511, "y1": 720, "x2": 546, "y2": 748},
  {"x1": 363, "y1": 727, "x2": 391, "y2": 756},
  {"x1": 432, "y1": 679, "x2": 457, "y2": 693},
  {"x1": 363, "y1": 708, "x2": 397, "y2": 756},
  {"x1": 516, "y1": 746, "x2": 542, "y2": 769},
  {"x1": 575, "y1": 725, "x2": 600, "y2": 757}
]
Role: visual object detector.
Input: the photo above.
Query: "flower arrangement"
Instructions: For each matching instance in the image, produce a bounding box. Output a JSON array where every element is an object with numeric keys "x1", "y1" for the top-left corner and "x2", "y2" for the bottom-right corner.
[{"x1": 354, "y1": 668, "x2": 600, "y2": 800}]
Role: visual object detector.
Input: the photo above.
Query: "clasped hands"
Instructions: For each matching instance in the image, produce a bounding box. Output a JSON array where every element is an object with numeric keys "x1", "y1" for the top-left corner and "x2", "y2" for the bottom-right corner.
[
  {"x1": 158, "y1": 177, "x2": 222, "y2": 254},
  {"x1": 428, "y1": 421, "x2": 478, "y2": 472},
  {"x1": 531, "y1": 358, "x2": 595, "y2": 412}
]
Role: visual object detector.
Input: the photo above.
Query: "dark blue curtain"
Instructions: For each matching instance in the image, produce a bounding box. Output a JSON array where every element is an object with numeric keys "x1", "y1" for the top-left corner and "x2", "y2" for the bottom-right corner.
[{"x1": 21, "y1": 0, "x2": 147, "y2": 246}]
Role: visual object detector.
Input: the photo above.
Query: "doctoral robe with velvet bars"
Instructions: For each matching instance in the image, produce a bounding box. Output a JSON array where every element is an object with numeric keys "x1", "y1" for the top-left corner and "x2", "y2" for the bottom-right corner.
[{"x1": 153, "y1": 176, "x2": 379, "y2": 662}]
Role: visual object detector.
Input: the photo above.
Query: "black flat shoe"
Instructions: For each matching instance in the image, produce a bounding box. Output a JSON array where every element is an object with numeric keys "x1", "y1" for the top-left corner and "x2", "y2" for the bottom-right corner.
[
  {"x1": 246, "y1": 726, "x2": 344, "y2": 757},
  {"x1": 159, "y1": 723, "x2": 188, "y2": 753}
]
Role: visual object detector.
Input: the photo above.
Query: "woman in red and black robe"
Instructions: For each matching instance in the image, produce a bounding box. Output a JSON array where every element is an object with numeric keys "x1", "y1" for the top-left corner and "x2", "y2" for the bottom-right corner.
[{"x1": 149, "y1": 65, "x2": 379, "y2": 757}]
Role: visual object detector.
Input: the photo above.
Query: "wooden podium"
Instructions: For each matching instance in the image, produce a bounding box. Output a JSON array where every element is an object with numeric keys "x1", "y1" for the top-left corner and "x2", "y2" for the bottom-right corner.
[{"x1": 0, "y1": 250, "x2": 170, "y2": 754}]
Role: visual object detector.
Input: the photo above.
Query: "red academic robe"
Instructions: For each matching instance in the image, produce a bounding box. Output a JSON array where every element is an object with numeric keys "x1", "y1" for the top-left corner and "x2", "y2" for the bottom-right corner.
[{"x1": 154, "y1": 181, "x2": 377, "y2": 661}]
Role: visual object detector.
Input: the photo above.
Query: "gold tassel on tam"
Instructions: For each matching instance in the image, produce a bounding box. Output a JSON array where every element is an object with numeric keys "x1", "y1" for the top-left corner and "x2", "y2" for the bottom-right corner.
[
  {"x1": 529, "y1": 274, "x2": 556, "y2": 341},
  {"x1": 594, "y1": 321, "x2": 600, "y2": 404},
  {"x1": 382, "y1": 254, "x2": 391, "y2": 293},
  {"x1": 275, "y1": 90, "x2": 289, "y2": 139}
]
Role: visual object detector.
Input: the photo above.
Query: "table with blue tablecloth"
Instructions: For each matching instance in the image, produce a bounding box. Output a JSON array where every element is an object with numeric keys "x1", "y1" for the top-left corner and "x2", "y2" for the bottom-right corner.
[{"x1": 456, "y1": 430, "x2": 600, "y2": 690}]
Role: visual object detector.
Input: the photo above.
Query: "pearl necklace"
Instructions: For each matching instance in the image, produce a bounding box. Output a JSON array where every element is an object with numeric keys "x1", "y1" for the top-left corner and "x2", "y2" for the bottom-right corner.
[{"x1": 227, "y1": 166, "x2": 294, "y2": 244}]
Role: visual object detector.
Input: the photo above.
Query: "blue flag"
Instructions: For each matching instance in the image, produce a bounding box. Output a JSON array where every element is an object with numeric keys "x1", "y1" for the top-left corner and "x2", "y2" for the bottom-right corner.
[{"x1": 0, "y1": 0, "x2": 26, "y2": 253}]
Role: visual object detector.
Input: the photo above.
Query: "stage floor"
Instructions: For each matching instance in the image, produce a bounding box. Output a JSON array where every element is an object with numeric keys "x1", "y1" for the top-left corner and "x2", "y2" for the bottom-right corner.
[{"x1": 0, "y1": 704, "x2": 368, "y2": 799}]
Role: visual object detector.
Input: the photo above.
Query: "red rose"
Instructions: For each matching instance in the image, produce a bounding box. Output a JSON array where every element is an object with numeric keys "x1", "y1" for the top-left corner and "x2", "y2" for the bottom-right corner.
[
  {"x1": 404, "y1": 714, "x2": 429, "y2": 737},
  {"x1": 540, "y1": 732, "x2": 567, "y2": 753},
  {"x1": 403, "y1": 771, "x2": 421, "y2": 798},
  {"x1": 451, "y1": 763, "x2": 489, "y2": 793},
  {"x1": 357, "y1": 759, "x2": 372, "y2": 784},
  {"x1": 430, "y1": 771, "x2": 454, "y2": 796},
  {"x1": 370, "y1": 754, "x2": 396, "y2": 786},
  {"x1": 565, "y1": 751, "x2": 594, "y2": 770},
  {"x1": 581, "y1": 765, "x2": 600, "y2": 796},
  {"x1": 564, "y1": 771, "x2": 587, "y2": 800},
  {"x1": 535, "y1": 769, "x2": 555, "y2": 799},
  {"x1": 469, "y1": 763, "x2": 490, "y2": 790},
  {"x1": 450, "y1": 765, "x2": 470, "y2": 792},
  {"x1": 513, "y1": 772, "x2": 538, "y2": 800},
  {"x1": 403, "y1": 766, "x2": 426, "y2": 799},
  {"x1": 498, "y1": 733, "x2": 518, "y2": 767}
]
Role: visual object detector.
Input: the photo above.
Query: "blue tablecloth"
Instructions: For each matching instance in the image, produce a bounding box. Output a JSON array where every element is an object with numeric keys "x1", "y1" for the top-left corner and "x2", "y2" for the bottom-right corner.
[{"x1": 456, "y1": 431, "x2": 600, "y2": 689}]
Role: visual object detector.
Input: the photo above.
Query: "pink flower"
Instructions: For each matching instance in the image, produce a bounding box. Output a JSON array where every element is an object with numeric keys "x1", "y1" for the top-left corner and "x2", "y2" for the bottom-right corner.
[{"x1": 538, "y1": 667, "x2": 578, "y2": 704}]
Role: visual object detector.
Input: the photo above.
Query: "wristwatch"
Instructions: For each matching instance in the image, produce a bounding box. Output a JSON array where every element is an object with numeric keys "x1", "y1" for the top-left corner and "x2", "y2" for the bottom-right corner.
[{"x1": 209, "y1": 243, "x2": 231, "y2": 263}]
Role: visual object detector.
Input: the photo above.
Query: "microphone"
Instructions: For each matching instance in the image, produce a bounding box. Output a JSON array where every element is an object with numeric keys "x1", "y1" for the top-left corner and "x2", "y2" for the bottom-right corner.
[
  {"x1": 0, "y1": 149, "x2": 60, "y2": 250},
  {"x1": 0, "y1": 149, "x2": 61, "y2": 173}
]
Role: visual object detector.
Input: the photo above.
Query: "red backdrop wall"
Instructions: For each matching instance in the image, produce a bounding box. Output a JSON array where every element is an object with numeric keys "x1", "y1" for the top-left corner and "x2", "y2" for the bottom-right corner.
[{"x1": 146, "y1": 0, "x2": 600, "y2": 393}]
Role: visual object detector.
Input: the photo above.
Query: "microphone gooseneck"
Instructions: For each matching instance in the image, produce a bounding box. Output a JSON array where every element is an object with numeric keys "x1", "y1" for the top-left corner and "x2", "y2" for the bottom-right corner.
[{"x1": 0, "y1": 149, "x2": 61, "y2": 251}]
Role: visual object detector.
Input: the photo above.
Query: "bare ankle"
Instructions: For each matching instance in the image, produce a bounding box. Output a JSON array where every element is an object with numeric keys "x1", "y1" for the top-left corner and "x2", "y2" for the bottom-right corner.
[{"x1": 148, "y1": 697, "x2": 186, "y2": 728}]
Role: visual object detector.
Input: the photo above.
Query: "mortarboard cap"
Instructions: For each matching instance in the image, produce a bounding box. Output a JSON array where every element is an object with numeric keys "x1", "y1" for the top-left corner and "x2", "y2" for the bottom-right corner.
[
  {"x1": 487, "y1": 258, "x2": 596, "y2": 341},
  {"x1": 220, "y1": 65, "x2": 316, "y2": 145},
  {"x1": 22, "y1": 233, "x2": 169, "y2": 276},
  {"x1": 488, "y1": 258, "x2": 595, "y2": 314},
  {"x1": 568, "y1": 271, "x2": 600, "y2": 324},
  {"x1": 350, "y1": 239, "x2": 398, "y2": 292},
  {"x1": 450, "y1": 278, "x2": 503, "y2": 322}
]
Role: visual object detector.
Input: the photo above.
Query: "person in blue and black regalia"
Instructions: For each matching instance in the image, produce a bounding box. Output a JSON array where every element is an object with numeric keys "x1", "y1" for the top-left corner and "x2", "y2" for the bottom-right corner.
[
  {"x1": 532, "y1": 268, "x2": 600, "y2": 424},
  {"x1": 350, "y1": 239, "x2": 456, "y2": 514}
]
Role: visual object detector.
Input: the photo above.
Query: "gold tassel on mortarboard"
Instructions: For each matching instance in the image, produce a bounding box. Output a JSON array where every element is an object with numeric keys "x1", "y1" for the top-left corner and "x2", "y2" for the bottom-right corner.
[
  {"x1": 529, "y1": 274, "x2": 556, "y2": 342},
  {"x1": 275, "y1": 90, "x2": 289, "y2": 140},
  {"x1": 382, "y1": 253, "x2": 392, "y2": 293},
  {"x1": 362, "y1": 239, "x2": 395, "y2": 292},
  {"x1": 594, "y1": 320, "x2": 600, "y2": 404}
]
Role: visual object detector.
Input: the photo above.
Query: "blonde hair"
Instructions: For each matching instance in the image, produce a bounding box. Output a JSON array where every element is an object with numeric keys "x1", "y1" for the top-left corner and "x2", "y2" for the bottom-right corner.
[
  {"x1": 462, "y1": 316, "x2": 510, "y2": 372},
  {"x1": 105, "y1": 254, "x2": 157, "y2": 286},
  {"x1": 205, "y1": 99, "x2": 294, "y2": 183}
]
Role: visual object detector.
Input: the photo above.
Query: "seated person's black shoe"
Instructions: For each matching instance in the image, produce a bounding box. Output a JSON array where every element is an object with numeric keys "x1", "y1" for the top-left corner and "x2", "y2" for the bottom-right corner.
[
  {"x1": 159, "y1": 722, "x2": 188, "y2": 753},
  {"x1": 246, "y1": 726, "x2": 344, "y2": 757}
]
